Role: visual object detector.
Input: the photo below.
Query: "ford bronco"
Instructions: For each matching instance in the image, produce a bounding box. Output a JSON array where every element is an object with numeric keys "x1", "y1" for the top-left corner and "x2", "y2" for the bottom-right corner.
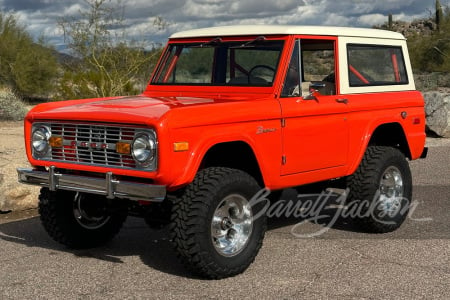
[{"x1": 17, "y1": 25, "x2": 427, "y2": 279}]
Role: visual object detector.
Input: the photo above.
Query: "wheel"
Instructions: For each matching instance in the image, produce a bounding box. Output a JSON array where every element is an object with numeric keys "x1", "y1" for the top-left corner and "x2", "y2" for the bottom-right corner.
[
  {"x1": 170, "y1": 167, "x2": 267, "y2": 279},
  {"x1": 346, "y1": 146, "x2": 412, "y2": 233},
  {"x1": 38, "y1": 188, "x2": 128, "y2": 249}
]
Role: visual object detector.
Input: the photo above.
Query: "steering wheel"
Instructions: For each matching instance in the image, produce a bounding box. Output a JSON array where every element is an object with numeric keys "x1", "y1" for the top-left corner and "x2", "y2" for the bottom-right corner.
[{"x1": 248, "y1": 65, "x2": 275, "y2": 83}]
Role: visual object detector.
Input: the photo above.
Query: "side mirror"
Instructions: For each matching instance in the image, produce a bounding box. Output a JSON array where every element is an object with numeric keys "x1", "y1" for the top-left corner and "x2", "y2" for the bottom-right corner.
[
  {"x1": 303, "y1": 82, "x2": 325, "y2": 100},
  {"x1": 303, "y1": 91, "x2": 317, "y2": 101}
]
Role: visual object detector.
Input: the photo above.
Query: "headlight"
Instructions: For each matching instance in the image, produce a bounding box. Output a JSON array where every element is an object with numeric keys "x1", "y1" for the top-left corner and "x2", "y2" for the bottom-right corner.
[
  {"x1": 32, "y1": 126, "x2": 51, "y2": 157},
  {"x1": 132, "y1": 132, "x2": 156, "y2": 167}
]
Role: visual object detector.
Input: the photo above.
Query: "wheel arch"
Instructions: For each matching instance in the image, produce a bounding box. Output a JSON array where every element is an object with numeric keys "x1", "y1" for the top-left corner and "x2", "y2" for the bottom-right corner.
[
  {"x1": 369, "y1": 122, "x2": 411, "y2": 159},
  {"x1": 200, "y1": 141, "x2": 264, "y2": 187},
  {"x1": 348, "y1": 122, "x2": 412, "y2": 176}
]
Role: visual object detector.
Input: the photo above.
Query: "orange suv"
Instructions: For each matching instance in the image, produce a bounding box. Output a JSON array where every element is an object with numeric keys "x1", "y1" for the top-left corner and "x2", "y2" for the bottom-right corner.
[{"x1": 17, "y1": 25, "x2": 427, "y2": 279}]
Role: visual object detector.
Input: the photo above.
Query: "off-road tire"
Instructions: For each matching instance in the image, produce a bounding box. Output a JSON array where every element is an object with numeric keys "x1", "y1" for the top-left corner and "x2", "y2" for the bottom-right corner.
[
  {"x1": 39, "y1": 188, "x2": 128, "y2": 249},
  {"x1": 346, "y1": 146, "x2": 412, "y2": 233},
  {"x1": 170, "y1": 167, "x2": 267, "y2": 279}
]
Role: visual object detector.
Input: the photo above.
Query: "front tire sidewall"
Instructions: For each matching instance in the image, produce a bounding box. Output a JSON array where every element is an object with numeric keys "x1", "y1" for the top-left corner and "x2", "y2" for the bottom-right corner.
[
  {"x1": 205, "y1": 178, "x2": 265, "y2": 270},
  {"x1": 171, "y1": 167, "x2": 267, "y2": 278}
]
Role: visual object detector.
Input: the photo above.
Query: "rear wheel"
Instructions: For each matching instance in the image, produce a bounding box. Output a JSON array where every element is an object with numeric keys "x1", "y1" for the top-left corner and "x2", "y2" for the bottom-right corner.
[
  {"x1": 39, "y1": 188, "x2": 128, "y2": 248},
  {"x1": 346, "y1": 146, "x2": 412, "y2": 233},
  {"x1": 170, "y1": 167, "x2": 267, "y2": 279}
]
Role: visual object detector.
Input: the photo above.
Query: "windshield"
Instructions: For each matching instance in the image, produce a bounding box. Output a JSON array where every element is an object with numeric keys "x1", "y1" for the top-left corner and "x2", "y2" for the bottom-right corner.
[{"x1": 152, "y1": 39, "x2": 284, "y2": 87}]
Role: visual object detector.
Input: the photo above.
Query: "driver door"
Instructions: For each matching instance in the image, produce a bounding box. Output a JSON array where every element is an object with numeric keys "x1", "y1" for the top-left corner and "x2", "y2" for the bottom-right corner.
[{"x1": 280, "y1": 38, "x2": 349, "y2": 175}]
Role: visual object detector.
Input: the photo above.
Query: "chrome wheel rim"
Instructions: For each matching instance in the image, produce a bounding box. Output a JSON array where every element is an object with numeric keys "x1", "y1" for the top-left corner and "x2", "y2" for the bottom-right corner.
[
  {"x1": 211, "y1": 194, "x2": 253, "y2": 257},
  {"x1": 73, "y1": 193, "x2": 111, "y2": 229},
  {"x1": 378, "y1": 166, "x2": 404, "y2": 216}
]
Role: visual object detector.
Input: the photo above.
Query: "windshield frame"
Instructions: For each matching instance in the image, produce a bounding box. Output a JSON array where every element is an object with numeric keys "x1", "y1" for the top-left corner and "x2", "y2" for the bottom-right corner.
[{"x1": 149, "y1": 35, "x2": 288, "y2": 90}]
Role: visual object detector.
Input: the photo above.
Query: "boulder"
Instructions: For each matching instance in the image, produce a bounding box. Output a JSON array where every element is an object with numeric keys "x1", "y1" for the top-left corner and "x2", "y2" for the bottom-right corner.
[
  {"x1": 0, "y1": 184, "x2": 39, "y2": 211},
  {"x1": 423, "y1": 91, "x2": 450, "y2": 137},
  {"x1": 0, "y1": 122, "x2": 39, "y2": 212}
]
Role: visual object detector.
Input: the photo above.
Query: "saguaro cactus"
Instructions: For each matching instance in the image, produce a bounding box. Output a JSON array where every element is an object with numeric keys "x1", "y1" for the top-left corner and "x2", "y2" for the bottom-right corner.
[{"x1": 436, "y1": 0, "x2": 443, "y2": 31}]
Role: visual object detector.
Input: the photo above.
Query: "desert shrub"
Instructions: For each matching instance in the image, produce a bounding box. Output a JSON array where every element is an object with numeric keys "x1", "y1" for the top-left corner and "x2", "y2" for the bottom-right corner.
[
  {"x1": 0, "y1": 12, "x2": 58, "y2": 99},
  {"x1": 0, "y1": 87, "x2": 28, "y2": 121}
]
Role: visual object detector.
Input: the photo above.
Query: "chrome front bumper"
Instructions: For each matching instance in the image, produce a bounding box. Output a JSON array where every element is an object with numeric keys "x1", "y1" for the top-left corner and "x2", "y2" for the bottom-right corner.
[{"x1": 17, "y1": 166, "x2": 166, "y2": 202}]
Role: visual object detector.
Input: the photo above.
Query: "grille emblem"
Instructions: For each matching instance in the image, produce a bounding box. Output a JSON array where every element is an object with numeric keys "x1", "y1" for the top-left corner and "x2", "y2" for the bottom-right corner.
[{"x1": 92, "y1": 129, "x2": 104, "y2": 143}]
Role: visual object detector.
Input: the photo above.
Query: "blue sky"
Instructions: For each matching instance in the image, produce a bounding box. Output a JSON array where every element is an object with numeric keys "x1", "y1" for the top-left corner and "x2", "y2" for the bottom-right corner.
[{"x1": 0, "y1": 0, "x2": 441, "y2": 50}]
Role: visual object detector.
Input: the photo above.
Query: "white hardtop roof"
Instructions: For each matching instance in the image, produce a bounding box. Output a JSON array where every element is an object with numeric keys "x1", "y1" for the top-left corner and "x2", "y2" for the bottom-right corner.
[{"x1": 170, "y1": 25, "x2": 405, "y2": 40}]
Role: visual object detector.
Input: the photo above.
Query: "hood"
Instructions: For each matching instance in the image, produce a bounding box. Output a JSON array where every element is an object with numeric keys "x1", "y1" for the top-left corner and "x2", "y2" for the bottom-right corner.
[
  {"x1": 27, "y1": 93, "x2": 281, "y2": 129},
  {"x1": 27, "y1": 95, "x2": 224, "y2": 126}
]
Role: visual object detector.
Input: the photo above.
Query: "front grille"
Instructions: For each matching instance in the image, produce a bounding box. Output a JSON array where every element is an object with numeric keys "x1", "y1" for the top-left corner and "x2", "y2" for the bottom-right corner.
[{"x1": 37, "y1": 122, "x2": 154, "y2": 170}]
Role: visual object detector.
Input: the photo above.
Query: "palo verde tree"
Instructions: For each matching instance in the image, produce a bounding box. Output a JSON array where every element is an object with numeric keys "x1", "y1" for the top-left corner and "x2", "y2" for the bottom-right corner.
[
  {"x1": 0, "y1": 11, "x2": 58, "y2": 99},
  {"x1": 58, "y1": 0, "x2": 163, "y2": 99}
]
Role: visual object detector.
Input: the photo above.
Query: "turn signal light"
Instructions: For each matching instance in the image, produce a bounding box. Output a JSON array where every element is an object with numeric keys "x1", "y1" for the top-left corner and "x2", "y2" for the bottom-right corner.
[
  {"x1": 116, "y1": 142, "x2": 131, "y2": 154},
  {"x1": 174, "y1": 142, "x2": 189, "y2": 152},
  {"x1": 49, "y1": 136, "x2": 63, "y2": 148}
]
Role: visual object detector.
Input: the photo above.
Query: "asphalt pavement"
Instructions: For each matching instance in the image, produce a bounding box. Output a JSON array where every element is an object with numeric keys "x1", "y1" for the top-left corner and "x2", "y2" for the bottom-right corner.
[{"x1": 1, "y1": 139, "x2": 449, "y2": 299}]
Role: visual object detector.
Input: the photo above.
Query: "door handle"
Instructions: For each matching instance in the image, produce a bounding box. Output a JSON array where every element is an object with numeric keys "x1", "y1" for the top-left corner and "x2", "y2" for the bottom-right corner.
[{"x1": 336, "y1": 98, "x2": 349, "y2": 104}]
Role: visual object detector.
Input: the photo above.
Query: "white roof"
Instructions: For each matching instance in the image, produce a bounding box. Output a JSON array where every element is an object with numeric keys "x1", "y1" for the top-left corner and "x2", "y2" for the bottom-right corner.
[{"x1": 170, "y1": 25, "x2": 405, "y2": 40}]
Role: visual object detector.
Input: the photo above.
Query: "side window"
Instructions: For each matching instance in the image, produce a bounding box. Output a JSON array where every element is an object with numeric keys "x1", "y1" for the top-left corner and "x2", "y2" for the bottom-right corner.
[
  {"x1": 347, "y1": 44, "x2": 408, "y2": 86},
  {"x1": 281, "y1": 39, "x2": 336, "y2": 97},
  {"x1": 302, "y1": 40, "x2": 336, "y2": 96}
]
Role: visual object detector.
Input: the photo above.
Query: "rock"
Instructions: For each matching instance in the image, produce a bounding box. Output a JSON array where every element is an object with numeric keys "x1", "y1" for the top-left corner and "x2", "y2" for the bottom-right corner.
[
  {"x1": 0, "y1": 121, "x2": 40, "y2": 212},
  {"x1": 423, "y1": 91, "x2": 450, "y2": 137},
  {"x1": 6, "y1": 186, "x2": 31, "y2": 199},
  {"x1": 0, "y1": 186, "x2": 39, "y2": 211}
]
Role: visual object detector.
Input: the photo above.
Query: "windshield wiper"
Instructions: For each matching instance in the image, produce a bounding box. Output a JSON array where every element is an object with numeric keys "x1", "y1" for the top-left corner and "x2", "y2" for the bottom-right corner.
[
  {"x1": 198, "y1": 37, "x2": 222, "y2": 47},
  {"x1": 239, "y1": 36, "x2": 267, "y2": 47}
]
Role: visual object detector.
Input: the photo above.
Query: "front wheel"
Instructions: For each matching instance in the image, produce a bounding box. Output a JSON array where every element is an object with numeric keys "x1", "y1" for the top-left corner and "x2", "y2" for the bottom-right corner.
[
  {"x1": 346, "y1": 146, "x2": 412, "y2": 233},
  {"x1": 39, "y1": 188, "x2": 128, "y2": 249},
  {"x1": 170, "y1": 167, "x2": 267, "y2": 279}
]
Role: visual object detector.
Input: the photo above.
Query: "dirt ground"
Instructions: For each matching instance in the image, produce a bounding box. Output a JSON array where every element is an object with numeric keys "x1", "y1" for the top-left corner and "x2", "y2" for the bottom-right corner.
[{"x1": 0, "y1": 121, "x2": 40, "y2": 213}]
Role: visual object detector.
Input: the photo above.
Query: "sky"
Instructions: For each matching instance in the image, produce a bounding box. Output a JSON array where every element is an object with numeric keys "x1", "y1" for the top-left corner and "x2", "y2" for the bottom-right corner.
[{"x1": 0, "y1": 0, "x2": 439, "y2": 51}]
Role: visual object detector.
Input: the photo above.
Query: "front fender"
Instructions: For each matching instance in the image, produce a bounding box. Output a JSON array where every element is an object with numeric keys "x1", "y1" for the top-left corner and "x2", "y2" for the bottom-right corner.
[{"x1": 163, "y1": 120, "x2": 282, "y2": 190}]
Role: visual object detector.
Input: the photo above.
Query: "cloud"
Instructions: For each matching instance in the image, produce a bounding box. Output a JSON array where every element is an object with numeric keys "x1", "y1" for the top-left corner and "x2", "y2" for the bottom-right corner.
[
  {"x1": 0, "y1": 0, "x2": 431, "y2": 49},
  {"x1": 230, "y1": 0, "x2": 301, "y2": 14},
  {"x1": 2, "y1": 0, "x2": 57, "y2": 11},
  {"x1": 357, "y1": 13, "x2": 388, "y2": 26}
]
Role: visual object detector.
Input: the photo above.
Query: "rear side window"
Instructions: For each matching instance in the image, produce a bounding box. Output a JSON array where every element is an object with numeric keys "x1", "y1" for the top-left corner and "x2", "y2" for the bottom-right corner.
[{"x1": 347, "y1": 44, "x2": 408, "y2": 87}]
